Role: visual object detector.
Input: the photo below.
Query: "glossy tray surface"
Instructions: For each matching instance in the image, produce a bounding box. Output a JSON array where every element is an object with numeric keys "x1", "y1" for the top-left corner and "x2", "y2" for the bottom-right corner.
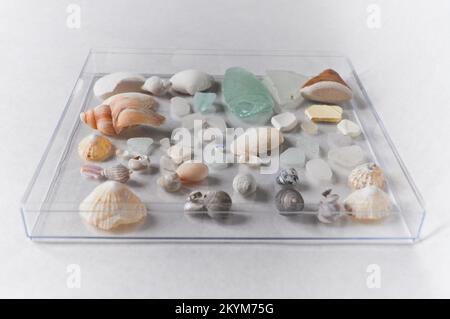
[{"x1": 21, "y1": 49, "x2": 425, "y2": 242}]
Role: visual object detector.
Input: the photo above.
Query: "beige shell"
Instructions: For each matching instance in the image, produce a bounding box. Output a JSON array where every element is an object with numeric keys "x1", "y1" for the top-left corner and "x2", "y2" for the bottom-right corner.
[
  {"x1": 78, "y1": 134, "x2": 113, "y2": 161},
  {"x1": 80, "y1": 93, "x2": 165, "y2": 136},
  {"x1": 348, "y1": 162, "x2": 385, "y2": 190},
  {"x1": 79, "y1": 181, "x2": 147, "y2": 230},
  {"x1": 230, "y1": 127, "x2": 284, "y2": 156},
  {"x1": 176, "y1": 162, "x2": 209, "y2": 183},
  {"x1": 344, "y1": 186, "x2": 392, "y2": 221}
]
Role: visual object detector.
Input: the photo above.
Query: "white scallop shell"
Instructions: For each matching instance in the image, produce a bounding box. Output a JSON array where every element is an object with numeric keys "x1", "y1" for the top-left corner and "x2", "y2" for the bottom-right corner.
[
  {"x1": 169, "y1": 69, "x2": 214, "y2": 95},
  {"x1": 343, "y1": 185, "x2": 392, "y2": 221},
  {"x1": 93, "y1": 72, "x2": 145, "y2": 100},
  {"x1": 79, "y1": 181, "x2": 147, "y2": 230}
]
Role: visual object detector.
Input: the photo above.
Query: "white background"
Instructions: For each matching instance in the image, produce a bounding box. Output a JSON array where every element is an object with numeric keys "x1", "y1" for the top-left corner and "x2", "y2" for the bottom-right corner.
[{"x1": 1, "y1": 0, "x2": 450, "y2": 298}]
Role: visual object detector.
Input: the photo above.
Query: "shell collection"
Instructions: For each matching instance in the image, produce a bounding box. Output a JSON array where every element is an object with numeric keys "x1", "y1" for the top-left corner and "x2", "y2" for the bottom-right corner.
[{"x1": 76, "y1": 67, "x2": 395, "y2": 233}]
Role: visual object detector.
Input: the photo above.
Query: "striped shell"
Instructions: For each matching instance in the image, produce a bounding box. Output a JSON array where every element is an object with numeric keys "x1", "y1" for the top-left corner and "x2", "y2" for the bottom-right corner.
[
  {"x1": 80, "y1": 93, "x2": 165, "y2": 136},
  {"x1": 102, "y1": 164, "x2": 131, "y2": 183},
  {"x1": 78, "y1": 134, "x2": 113, "y2": 162}
]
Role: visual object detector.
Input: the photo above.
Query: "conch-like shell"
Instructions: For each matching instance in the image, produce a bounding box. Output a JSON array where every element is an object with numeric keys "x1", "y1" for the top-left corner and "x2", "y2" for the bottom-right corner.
[
  {"x1": 230, "y1": 127, "x2": 284, "y2": 156},
  {"x1": 348, "y1": 162, "x2": 385, "y2": 190},
  {"x1": 80, "y1": 92, "x2": 165, "y2": 136},
  {"x1": 79, "y1": 181, "x2": 147, "y2": 230},
  {"x1": 344, "y1": 185, "x2": 392, "y2": 221}
]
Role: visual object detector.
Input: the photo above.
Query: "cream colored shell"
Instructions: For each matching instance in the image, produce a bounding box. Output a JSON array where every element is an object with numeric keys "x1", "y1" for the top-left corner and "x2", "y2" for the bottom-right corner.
[
  {"x1": 348, "y1": 162, "x2": 385, "y2": 190},
  {"x1": 79, "y1": 181, "x2": 147, "y2": 230},
  {"x1": 78, "y1": 134, "x2": 113, "y2": 162},
  {"x1": 344, "y1": 186, "x2": 392, "y2": 221}
]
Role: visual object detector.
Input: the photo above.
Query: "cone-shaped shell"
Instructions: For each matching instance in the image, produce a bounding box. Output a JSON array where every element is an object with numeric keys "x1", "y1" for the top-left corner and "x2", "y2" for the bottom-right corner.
[
  {"x1": 344, "y1": 186, "x2": 392, "y2": 221},
  {"x1": 78, "y1": 134, "x2": 113, "y2": 161},
  {"x1": 79, "y1": 181, "x2": 147, "y2": 230},
  {"x1": 80, "y1": 93, "x2": 165, "y2": 136}
]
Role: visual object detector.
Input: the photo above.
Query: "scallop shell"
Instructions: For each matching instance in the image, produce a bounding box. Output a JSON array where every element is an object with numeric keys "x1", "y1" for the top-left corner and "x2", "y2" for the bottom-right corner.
[
  {"x1": 204, "y1": 191, "x2": 232, "y2": 217},
  {"x1": 102, "y1": 164, "x2": 131, "y2": 183},
  {"x1": 79, "y1": 181, "x2": 147, "y2": 230},
  {"x1": 343, "y1": 186, "x2": 392, "y2": 221},
  {"x1": 78, "y1": 134, "x2": 113, "y2": 161},
  {"x1": 158, "y1": 173, "x2": 181, "y2": 192},
  {"x1": 276, "y1": 168, "x2": 299, "y2": 185},
  {"x1": 232, "y1": 174, "x2": 257, "y2": 196},
  {"x1": 275, "y1": 188, "x2": 304, "y2": 213},
  {"x1": 348, "y1": 162, "x2": 385, "y2": 190},
  {"x1": 93, "y1": 72, "x2": 145, "y2": 100},
  {"x1": 80, "y1": 93, "x2": 165, "y2": 136},
  {"x1": 184, "y1": 191, "x2": 206, "y2": 212},
  {"x1": 176, "y1": 162, "x2": 209, "y2": 183},
  {"x1": 170, "y1": 69, "x2": 214, "y2": 95},
  {"x1": 141, "y1": 76, "x2": 171, "y2": 96},
  {"x1": 231, "y1": 127, "x2": 284, "y2": 156}
]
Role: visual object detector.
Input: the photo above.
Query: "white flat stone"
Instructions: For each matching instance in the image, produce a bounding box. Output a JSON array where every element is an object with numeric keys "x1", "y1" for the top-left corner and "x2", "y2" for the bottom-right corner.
[
  {"x1": 296, "y1": 136, "x2": 320, "y2": 159},
  {"x1": 170, "y1": 97, "x2": 191, "y2": 121},
  {"x1": 306, "y1": 158, "x2": 333, "y2": 183},
  {"x1": 280, "y1": 147, "x2": 306, "y2": 167},
  {"x1": 337, "y1": 119, "x2": 361, "y2": 137},
  {"x1": 328, "y1": 145, "x2": 365, "y2": 168},
  {"x1": 271, "y1": 112, "x2": 298, "y2": 131}
]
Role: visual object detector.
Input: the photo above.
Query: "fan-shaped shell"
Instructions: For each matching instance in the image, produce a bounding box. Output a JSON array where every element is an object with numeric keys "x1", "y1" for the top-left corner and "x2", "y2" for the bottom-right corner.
[
  {"x1": 348, "y1": 162, "x2": 385, "y2": 190},
  {"x1": 343, "y1": 185, "x2": 392, "y2": 221},
  {"x1": 79, "y1": 181, "x2": 147, "y2": 230},
  {"x1": 78, "y1": 134, "x2": 113, "y2": 161}
]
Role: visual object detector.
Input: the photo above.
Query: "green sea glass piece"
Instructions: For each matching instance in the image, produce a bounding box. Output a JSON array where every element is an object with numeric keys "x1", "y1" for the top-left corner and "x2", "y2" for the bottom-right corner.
[
  {"x1": 193, "y1": 92, "x2": 217, "y2": 113},
  {"x1": 223, "y1": 67, "x2": 274, "y2": 123}
]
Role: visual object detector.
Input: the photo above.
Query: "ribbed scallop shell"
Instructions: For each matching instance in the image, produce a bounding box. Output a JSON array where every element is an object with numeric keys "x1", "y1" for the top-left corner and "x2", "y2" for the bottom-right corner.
[
  {"x1": 102, "y1": 164, "x2": 131, "y2": 183},
  {"x1": 79, "y1": 181, "x2": 147, "y2": 230},
  {"x1": 343, "y1": 185, "x2": 392, "y2": 221},
  {"x1": 78, "y1": 134, "x2": 113, "y2": 161},
  {"x1": 348, "y1": 162, "x2": 385, "y2": 190}
]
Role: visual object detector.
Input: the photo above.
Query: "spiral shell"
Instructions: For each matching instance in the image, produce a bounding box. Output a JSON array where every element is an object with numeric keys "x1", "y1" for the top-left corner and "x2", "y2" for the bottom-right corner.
[
  {"x1": 78, "y1": 134, "x2": 113, "y2": 162},
  {"x1": 348, "y1": 162, "x2": 385, "y2": 190},
  {"x1": 275, "y1": 188, "x2": 304, "y2": 213},
  {"x1": 276, "y1": 168, "x2": 299, "y2": 185},
  {"x1": 79, "y1": 181, "x2": 147, "y2": 230},
  {"x1": 80, "y1": 93, "x2": 165, "y2": 136}
]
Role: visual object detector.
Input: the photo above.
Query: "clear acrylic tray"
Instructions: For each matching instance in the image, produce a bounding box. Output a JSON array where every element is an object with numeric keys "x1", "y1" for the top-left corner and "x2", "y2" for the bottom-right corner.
[{"x1": 21, "y1": 49, "x2": 425, "y2": 243}]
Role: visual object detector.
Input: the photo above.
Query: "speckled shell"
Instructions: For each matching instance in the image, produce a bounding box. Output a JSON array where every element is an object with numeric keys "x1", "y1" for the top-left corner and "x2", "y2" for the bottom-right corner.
[
  {"x1": 79, "y1": 181, "x2": 147, "y2": 230},
  {"x1": 232, "y1": 174, "x2": 257, "y2": 196},
  {"x1": 102, "y1": 164, "x2": 131, "y2": 183},
  {"x1": 78, "y1": 134, "x2": 113, "y2": 162},
  {"x1": 275, "y1": 188, "x2": 304, "y2": 213},
  {"x1": 343, "y1": 186, "x2": 392, "y2": 221},
  {"x1": 204, "y1": 191, "x2": 232, "y2": 212},
  {"x1": 348, "y1": 162, "x2": 385, "y2": 190},
  {"x1": 158, "y1": 173, "x2": 181, "y2": 192},
  {"x1": 176, "y1": 162, "x2": 209, "y2": 183},
  {"x1": 276, "y1": 168, "x2": 299, "y2": 185}
]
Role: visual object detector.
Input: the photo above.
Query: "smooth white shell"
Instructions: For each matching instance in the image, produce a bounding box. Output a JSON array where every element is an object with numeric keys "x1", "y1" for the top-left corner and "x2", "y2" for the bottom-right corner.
[
  {"x1": 93, "y1": 72, "x2": 145, "y2": 100},
  {"x1": 169, "y1": 69, "x2": 214, "y2": 95},
  {"x1": 344, "y1": 186, "x2": 392, "y2": 221},
  {"x1": 79, "y1": 181, "x2": 147, "y2": 230}
]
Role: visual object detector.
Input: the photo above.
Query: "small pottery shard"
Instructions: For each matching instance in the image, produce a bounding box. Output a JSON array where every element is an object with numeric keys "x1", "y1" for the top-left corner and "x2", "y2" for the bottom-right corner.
[
  {"x1": 300, "y1": 69, "x2": 352, "y2": 104},
  {"x1": 271, "y1": 112, "x2": 298, "y2": 132},
  {"x1": 305, "y1": 104, "x2": 343, "y2": 123}
]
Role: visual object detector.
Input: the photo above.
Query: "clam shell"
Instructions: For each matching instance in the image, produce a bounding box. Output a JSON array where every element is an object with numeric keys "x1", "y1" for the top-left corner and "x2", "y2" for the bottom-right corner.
[
  {"x1": 170, "y1": 69, "x2": 214, "y2": 95},
  {"x1": 232, "y1": 174, "x2": 257, "y2": 196},
  {"x1": 102, "y1": 164, "x2": 131, "y2": 183},
  {"x1": 158, "y1": 173, "x2": 181, "y2": 192},
  {"x1": 79, "y1": 181, "x2": 147, "y2": 230},
  {"x1": 275, "y1": 188, "x2": 304, "y2": 213},
  {"x1": 348, "y1": 162, "x2": 385, "y2": 190},
  {"x1": 230, "y1": 127, "x2": 284, "y2": 156},
  {"x1": 276, "y1": 168, "x2": 299, "y2": 185},
  {"x1": 176, "y1": 162, "x2": 209, "y2": 183},
  {"x1": 343, "y1": 186, "x2": 392, "y2": 221},
  {"x1": 78, "y1": 134, "x2": 113, "y2": 162}
]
